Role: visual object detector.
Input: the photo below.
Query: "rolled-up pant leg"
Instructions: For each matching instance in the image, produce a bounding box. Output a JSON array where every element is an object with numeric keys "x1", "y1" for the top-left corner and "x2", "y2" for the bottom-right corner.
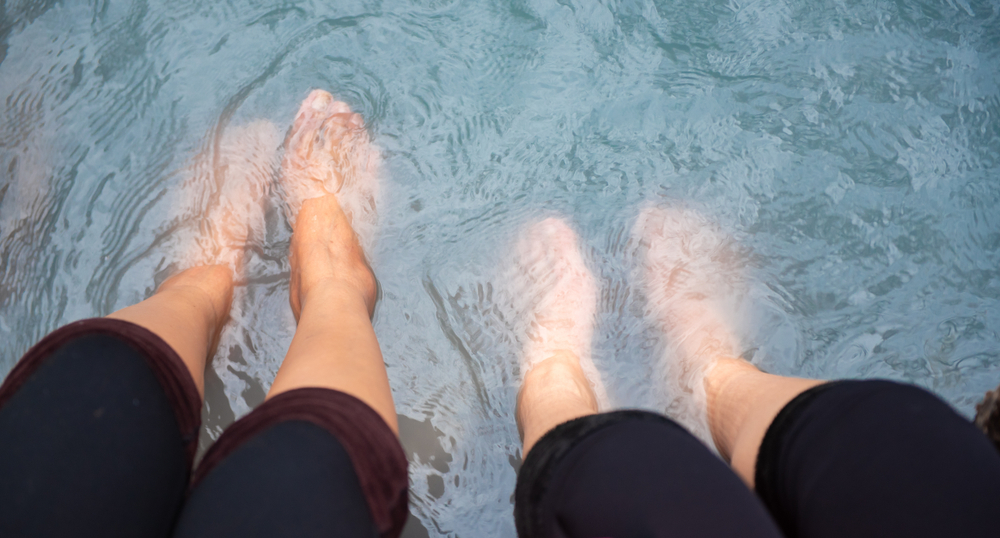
[
  {"x1": 173, "y1": 388, "x2": 409, "y2": 538},
  {"x1": 755, "y1": 380, "x2": 1000, "y2": 538},
  {"x1": 0, "y1": 319, "x2": 202, "y2": 538},
  {"x1": 514, "y1": 410, "x2": 784, "y2": 538}
]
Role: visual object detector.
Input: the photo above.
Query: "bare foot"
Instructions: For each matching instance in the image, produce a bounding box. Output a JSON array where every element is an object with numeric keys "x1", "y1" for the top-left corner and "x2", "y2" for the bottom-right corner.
[
  {"x1": 513, "y1": 218, "x2": 608, "y2": 454},
  {"x1": 631, "y1": 204, "x2": 750, "y2": 449},
  {"x1": 142, "y1": 120, "x2": 276, "y2": 368},
  {"x1": 279, "y1": 89, "x2": 379, "y2": 251},
  {"x1": 280, "y1": 90, "x2": 379, "y2": 319},
  {"x1": 188, "y1": 120, "x2": 279, "y2": 272},
  {"x1": 515, "y1": 219, "x2": 599, "y2": 377}
]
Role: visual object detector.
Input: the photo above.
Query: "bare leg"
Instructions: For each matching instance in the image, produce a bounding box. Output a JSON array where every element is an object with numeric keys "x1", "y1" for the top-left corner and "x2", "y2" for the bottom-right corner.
[
  {"x1": 107, "y1": 121, "x2": 277, "y2": 397},
  {"x1": 634, "y1": 205, "x2": 822, "y2": 488},
  {"x1": 706, "y1": 360, "x2": 822, "y2": 487},
  {"x1": 514, "y1": 218, "x2": 603, "y2": 456},
  {"x1": 266, "y1": 90, "x2": 397, "y2": 434},
  {"x1": 108, "y1": 266, "x2": 233, "y2": 398}
]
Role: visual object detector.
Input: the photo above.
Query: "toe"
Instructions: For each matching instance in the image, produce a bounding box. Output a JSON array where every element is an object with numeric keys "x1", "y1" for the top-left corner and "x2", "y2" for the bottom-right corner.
[{"x1": 308, "y1": 89, "x2": 333, "y2": 110}]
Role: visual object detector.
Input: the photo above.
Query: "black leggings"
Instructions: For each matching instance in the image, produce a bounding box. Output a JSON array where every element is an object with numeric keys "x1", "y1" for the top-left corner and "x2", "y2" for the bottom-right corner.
[
  {"x1": 0, "y1": 319, "x2": 408, "y2": 538},
  {"x1": 515, "y1": 381, "x2": 1000, "y2": 538},
  {"x1": 3, "y1": 320, "x2": 999, "y2": 538}
]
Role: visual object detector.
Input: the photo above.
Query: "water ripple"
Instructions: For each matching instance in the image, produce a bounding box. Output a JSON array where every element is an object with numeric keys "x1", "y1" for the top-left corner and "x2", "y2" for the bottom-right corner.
[{"x1": 1, "y1": 1, "x2": 999, "y2": 536}]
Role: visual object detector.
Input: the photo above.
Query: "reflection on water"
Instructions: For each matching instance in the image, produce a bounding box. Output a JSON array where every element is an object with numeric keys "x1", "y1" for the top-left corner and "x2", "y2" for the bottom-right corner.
[{"x1": 2, "y1": 0, "x2": 999, "y2": 536}]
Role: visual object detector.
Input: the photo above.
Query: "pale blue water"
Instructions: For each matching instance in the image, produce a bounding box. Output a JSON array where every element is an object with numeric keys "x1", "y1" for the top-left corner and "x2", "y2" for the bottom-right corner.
[{"x1": 1, "y1": 0, "x2": 999, "y2": 536}]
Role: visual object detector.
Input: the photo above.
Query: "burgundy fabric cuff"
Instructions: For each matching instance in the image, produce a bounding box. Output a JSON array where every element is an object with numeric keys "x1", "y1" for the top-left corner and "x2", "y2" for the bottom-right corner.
[
  {"x1": 0, "y1": 318, "x2": 203, "y2": 465},
  {"x1": 193, "y1": 387, "x2": 409, "y2": 538}
]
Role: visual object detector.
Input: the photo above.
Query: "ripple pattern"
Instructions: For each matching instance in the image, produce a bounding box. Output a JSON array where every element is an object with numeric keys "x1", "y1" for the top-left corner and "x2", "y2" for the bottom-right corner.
[{"x1": 2, "y1": 1, "x2": 999, "y2": 536}]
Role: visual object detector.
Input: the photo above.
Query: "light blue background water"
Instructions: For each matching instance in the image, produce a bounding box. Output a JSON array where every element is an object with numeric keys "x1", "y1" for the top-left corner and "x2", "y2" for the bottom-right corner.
[{"x1": 2, "y1": 0, "x2": 999, "y2": 536}]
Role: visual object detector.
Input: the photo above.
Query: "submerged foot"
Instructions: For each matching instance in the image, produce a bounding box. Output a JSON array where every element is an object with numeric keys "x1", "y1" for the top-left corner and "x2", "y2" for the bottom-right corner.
[
  {"x1": 516, "y1": 218, "x2": 600, "y2": 375},
  {"x1": 147, "y1": 121, "x2": 278, "y2": 359},
  {"x1": 280, "y1": 90, "x2": 379, "y2": 319},
  {"x1": 280, "y1": 89, "x2": 379, "y2": 245},
  {"x1": 513, "y1": 218, "x2": 608, "y2": 452},
  {"x1": 188, "y1": 119, "x2": 279, "y2": 273},
  {"x1": 632, "y1": 204, "x2": 753, "y2": 448}
]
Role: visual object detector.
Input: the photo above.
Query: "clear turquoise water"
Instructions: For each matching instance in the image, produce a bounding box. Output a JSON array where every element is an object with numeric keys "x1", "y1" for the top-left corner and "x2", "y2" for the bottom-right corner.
[{"x1": 1, "y1": 0, "x2": 999, "y2": 536}]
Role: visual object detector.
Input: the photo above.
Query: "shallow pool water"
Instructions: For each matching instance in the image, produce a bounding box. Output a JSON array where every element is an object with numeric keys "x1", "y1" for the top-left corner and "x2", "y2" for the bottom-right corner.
[{"x1": 2, "y1": 0, "x2": 999, "y2": 536}]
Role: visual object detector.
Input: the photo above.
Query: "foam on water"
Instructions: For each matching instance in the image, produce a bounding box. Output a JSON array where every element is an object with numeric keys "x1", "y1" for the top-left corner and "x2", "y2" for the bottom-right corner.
[{"x1": 2, "y1": 1, "x2": 999, "y2": 536}]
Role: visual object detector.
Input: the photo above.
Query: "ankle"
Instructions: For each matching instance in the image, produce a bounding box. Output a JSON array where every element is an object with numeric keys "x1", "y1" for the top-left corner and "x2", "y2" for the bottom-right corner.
[
  {"x1": 517, "y1": 353, "x2": 598, "y2": 444},
  {"x1": 158, "y1": 266, "x2": 234, "y2": 329},
  {"x1": 289, "y1": 196, "x2": 377, "y2": 318},
  {"x1": 297, "y1": 276, "x2": 376, "y2": 319},
  {"x1": 525, "y1": 351, "x2": 595, "y2": 393},
  {"x1": 153, "y1": 266, "x2": 234, "y2": 360},
  {"x1": 704, "y1": 357, "x2": 759, "y2": 460}
]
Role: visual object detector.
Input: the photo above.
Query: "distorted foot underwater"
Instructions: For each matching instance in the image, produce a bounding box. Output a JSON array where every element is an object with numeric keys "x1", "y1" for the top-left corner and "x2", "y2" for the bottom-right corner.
[{"x1": 1, "y1": 1, "x2": 998, "y2": 536}]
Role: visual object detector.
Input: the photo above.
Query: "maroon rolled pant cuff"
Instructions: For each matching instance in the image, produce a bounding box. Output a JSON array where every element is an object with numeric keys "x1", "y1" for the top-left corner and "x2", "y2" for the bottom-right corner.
[
  {"x1": 0, "y1": 318, "x2": 203, "y2": 465},
  {"x1": 193, "y1": 387, "x2": 409, "y2": 538}
]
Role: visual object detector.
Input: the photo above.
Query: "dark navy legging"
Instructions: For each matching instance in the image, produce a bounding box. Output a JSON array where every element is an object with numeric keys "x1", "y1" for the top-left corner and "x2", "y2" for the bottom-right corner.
[
  {"x1": 2, "y1": 319, "x2": 999, "y2": 537},
  {"x1": 0, "y1": 319, "x2": 407, "y2": 538},
  {"x1": 515, "y1": 381, "x2": 1000, "y2": 538}
]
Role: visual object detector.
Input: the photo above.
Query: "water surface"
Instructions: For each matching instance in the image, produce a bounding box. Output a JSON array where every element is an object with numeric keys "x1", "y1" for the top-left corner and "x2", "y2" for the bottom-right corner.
[{"x1": 2, "y1": 1, "x2": 999, "y2": 536}]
